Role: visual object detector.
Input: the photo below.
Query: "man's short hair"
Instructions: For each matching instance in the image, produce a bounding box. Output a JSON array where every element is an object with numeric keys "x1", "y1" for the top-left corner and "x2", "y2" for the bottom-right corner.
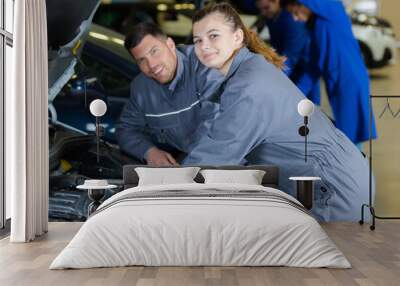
[
  {"x1": 280, "y1": 0, "x2": 299, "y2": 7},
  {"x1": 124, "y1": 22, "x2": 167, "y2": 51}
]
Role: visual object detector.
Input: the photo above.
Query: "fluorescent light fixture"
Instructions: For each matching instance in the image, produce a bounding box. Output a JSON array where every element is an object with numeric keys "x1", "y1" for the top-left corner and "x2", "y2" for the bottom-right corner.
[
  {"x1": 89, "y1": 32, "x2": 110, "y2": 41},
  {"x1": 157, "y1": 4, "x2": 168, "y2": 11},
  {"x1": 111, "y1": 37, "x2": 124, "y2": 45},
  {"x1": 181, "y1": 3, "x2": 195, "y2": 10}
]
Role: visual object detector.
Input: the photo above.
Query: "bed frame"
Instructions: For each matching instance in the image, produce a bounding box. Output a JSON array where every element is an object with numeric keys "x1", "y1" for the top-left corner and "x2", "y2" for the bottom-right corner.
[{"x1": 122, "y1": 165, "x2": 279, "y2": 189}]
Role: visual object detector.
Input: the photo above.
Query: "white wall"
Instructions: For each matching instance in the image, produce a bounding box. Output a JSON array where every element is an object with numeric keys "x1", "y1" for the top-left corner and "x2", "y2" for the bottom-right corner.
[{"x1": 380, "y1": 0, "x2": 400, "y2": 43}]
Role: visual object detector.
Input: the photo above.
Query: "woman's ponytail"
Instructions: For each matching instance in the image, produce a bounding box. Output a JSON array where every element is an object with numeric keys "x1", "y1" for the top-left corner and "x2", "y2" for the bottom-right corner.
[{"x1": 244, "y1": 28, "x2": 286, "y2": 69}]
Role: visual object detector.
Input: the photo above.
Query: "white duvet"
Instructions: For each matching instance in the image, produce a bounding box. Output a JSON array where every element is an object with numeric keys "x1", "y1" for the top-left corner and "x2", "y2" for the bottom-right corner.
[{"x1": 50, "y1": 183, "x2": 350, "y2": 269}]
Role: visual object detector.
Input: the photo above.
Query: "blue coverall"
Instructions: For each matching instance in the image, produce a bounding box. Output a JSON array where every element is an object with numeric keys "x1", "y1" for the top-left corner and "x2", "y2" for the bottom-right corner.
[
  {"x1": 266, "y1": 9, "x2": 320, "y2": 104},
  {"x1": 294, "y1": 0, "x2": 376, "y2": 144},
  {"x1": 183, "y1": 47, "x2": 371, "y2": 222},
  {"x1": 115, "y1": 46, "x2": 223, "y2": 161}
]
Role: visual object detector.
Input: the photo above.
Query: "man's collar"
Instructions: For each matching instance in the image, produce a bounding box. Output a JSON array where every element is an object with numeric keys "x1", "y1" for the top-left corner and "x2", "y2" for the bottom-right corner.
[{"x1": 167, "y1": 49, "x2": 185, "y2": 92}]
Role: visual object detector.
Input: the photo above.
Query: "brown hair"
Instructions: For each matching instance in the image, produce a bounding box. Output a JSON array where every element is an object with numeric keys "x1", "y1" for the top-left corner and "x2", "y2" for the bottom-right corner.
[
  {"x1": 192, "y1": 2, "x2": 286, "y2": 69},
  {"x1": 124, "y1": 22, "x2": 166, "y2": 51}
]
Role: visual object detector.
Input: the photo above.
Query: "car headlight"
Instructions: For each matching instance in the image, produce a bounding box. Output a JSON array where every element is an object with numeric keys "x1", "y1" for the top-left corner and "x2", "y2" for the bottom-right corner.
[
  {"x1": 354, "y1": 13, "x2": 378, "y2": 26},
  {"x1": 352, "y1": 12, "x2": 393, "y2": 29},
  {"x1": 355, "y1": 13, "x2": 368, "y2": 24},
  {"x1": 367, "y1": 17, "x2": 378, "y2": 26}
]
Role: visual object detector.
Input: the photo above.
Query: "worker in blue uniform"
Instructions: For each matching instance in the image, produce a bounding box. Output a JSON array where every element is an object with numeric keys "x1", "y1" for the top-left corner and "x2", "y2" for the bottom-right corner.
[
  {"x1": 184, "y1": 2, "x2": 371, "y2": 222},
  {"x1": 281, "y1": 0, "x2": 377, "y2": 144},
  {"x1": 115, "y1": 22, "x2": 223, "y2": 166},
  {"x1": 256, "y1": 0, "x2": 320, "y2": 104}
]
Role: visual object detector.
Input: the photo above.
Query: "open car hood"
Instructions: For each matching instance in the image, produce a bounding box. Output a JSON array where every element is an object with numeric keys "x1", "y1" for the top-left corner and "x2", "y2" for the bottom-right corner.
[{"x1": 47, "y1": 0, "x2": 101, "y2": 102}]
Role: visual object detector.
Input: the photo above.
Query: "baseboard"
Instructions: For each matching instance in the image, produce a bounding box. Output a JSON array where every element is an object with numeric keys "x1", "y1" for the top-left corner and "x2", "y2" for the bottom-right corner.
[{"x1": 0, "y1": 218, "x2": 11, "y2": 239}]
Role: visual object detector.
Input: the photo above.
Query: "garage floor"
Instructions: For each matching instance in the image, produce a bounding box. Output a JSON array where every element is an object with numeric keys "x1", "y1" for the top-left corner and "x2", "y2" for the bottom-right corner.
[{"x1": 319, "y1": 63, "x2": 400, "y2": 218}]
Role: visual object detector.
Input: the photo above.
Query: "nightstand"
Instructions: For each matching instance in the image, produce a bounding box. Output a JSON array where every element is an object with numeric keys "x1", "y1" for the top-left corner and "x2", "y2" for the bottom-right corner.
[
  {"x1": 77, "y1": 180, "x2": 117, "y2": 216},
  {"x1": 289, "y1": 177, "x2": 321, "y2": 210}
]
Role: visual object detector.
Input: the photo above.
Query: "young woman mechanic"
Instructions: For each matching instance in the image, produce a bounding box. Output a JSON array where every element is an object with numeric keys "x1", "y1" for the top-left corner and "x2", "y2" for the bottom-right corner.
[
  {"x1": 281, "y1": 0, "x2": 376, "y2": 145},
  {"x1": 182, "y1": 3, "x2": 371, "y2": 222}
]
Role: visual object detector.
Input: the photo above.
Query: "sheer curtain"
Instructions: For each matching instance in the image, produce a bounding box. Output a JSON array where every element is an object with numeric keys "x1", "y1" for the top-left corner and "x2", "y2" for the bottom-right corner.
[{"x1": 7, "y1": 0, "x2": 48, "y2": 242}]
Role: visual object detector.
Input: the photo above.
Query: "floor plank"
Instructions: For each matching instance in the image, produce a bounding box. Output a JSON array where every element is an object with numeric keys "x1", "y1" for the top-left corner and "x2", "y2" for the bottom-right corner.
[{"x1": 0, "y1": 222, "x2": 399, "y2": 286}]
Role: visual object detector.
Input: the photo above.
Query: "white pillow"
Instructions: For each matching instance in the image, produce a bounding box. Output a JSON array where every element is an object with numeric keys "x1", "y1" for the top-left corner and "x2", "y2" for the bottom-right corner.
[
  {"x1": 135, "y1": 167, "x2": 201, "y2": 186},
  {"x1": 200, "y1": 169, "x2": 266, "y2": 185}
]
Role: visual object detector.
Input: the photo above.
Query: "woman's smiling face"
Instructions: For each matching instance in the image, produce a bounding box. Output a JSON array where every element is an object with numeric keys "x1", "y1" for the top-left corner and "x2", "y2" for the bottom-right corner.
[{"x1": 193, "y1": 12, "x2": 244, "y2": 75}]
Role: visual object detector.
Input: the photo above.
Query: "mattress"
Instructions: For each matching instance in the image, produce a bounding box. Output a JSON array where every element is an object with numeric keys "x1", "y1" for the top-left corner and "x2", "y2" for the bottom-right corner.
[{"x1": 50, "y1": 183, "x2": 350, "y2": 269}]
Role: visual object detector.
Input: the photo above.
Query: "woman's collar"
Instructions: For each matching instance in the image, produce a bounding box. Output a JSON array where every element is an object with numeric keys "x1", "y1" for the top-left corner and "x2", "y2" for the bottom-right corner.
[{"x1": 224, "y1": 46, "x2": 250, "y2": 79}]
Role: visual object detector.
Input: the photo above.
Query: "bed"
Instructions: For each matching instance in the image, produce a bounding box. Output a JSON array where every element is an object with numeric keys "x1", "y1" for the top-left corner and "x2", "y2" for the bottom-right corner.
[{"x1": 50, "y1": 165, "x2": 350, "y2": 269}]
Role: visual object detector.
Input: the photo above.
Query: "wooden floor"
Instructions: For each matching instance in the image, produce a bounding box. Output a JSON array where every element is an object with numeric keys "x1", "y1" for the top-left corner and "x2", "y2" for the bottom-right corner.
[{"x1": 1, "y1": 222, "x2": 399, "y2": 286}]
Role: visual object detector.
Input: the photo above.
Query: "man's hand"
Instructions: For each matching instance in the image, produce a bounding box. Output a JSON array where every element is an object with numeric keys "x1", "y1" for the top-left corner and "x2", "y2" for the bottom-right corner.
[{"x1": 145, "y1": 147, "x2": 179, "y2": 167}]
